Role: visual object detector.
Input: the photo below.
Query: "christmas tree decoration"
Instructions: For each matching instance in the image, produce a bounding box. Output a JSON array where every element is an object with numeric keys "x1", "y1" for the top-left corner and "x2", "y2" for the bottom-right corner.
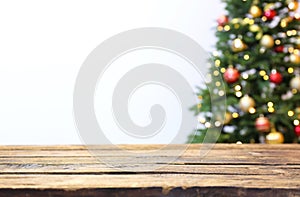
[
  {"x1": 269, "y1": 70, "x2": 283, "y2": 84},
  {"x1": 224, "y1": 112, "x2": 232, "y2": 124},
  {"x1": 295, "y1": 125, "x2": 300, "y2": 137},
  {"x1": 266, "y1": 128, "x2": 284, "y2": 144},
  {"x1": 255, "y1": 116, "x2": 271, "y2": 132},
  {"x1": 217, "y1": 15, "x2": 229, "y2": 26},
  {"x1": 260, "y1": 35, "x2": 274, "y2": 48},
  {"x1": 274, "y1": 45, "x2": 284, "y2": 53},
  {"x1": 239, "y1": 95, "x2": 255, "y2": 112},
  {"x1": 190, "y1": 0, "x2": 300, "y2": 144},
  {"x1": 263, "y1": 9, "x2": 277, "y2": 20},
  {"x1": 232, "y1": 38, "x2": 247, "y2": 52},
  {"x1": 288, "y1": 0, "x2": 299, "y2": 11},
  {"x1": 290, "y1": 53, "x2": 300, "y2": 64},
  {"x1": 224, "y1": 67, "x2": 240, "y2": 83},
  {"x1": 249, "y1": 24, "x2": 263, "y2": 40},
  {"x1": 290, "y1": 76, "x2": 300, "y2": 90},
  {"x1": 295, "y1": 37, "x2": 300, "y2": 48},
  {"x1": 249, "y1": 5, "x2": 262, "y2": 18}
]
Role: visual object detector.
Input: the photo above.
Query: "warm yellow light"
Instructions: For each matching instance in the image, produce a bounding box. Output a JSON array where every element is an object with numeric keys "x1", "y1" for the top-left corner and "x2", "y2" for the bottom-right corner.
[
  {"x1": 288, "y1": 67, "x2": 294, "y2": 74},
  {"x1": 249, "y1": 107, "x2": 256, "y2": 114},
  {"x1": 259, "y1": 70, "x2": 266, "y2": 76},
  {"x1": 232, "y1": 112, "x2": 239, "y2": 118},
  {"x1": 288, "y1": 111, "x2": 295, "y2": 117}
]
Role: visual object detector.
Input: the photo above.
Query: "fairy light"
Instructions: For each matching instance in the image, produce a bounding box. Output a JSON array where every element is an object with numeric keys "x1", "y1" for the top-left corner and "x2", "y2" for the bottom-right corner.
[
  {"x1": 205, "y1": 122, "x2": 212, "y2": 128},
  {"x1": 244, "y1": 54, "x2": 250, "y2": 60},
  {"x1": 268, "y1": 107, "x2": 275, "y2": 113},
  {"x1": 294, "y1": 120, "x2": 300, "y2": 126},
  {"x1": 267, "y1": 102, "x2": 274, "y2": 107},
  {"x1": 232, "y1": 112, "x2": 239, "y2": 118},
  {"x1": 263, "y1": 75, "x2": 269, "y2": 80},
  {"x1": 215, "y1": 81, "x2": 221, "y2": 87},
  {"x1": 221, "y1": 68, "x2": 226, "y2": 73},
  {"x1": 288, "y1": 110, "x2": 295, "y2": 117},
  {"x1": 218, "y1": 90, "x2": 225, "y2": 96},
  {"x1": 236, "y1": 91, "x2": 243, "y2": 97},
  {"x1": 224, "y1": 25, "x2": 231, "y2": 31},
  {"x1": 288, "y1": 47, "x2": 295, "y2": 53},
  {"x1": 242, "y1": 73, "x2": 249, "y2": 79},
  {"x1": 249, "y1": 107, "x2": 256, "y2": 114},
  {"x1": 199, "y1": 117, "x2": 206, "y2": 124},
  {"x1": 213, "y1": 70, "x2": 220, "y2": 76},
  {"x1": 215, "y1": 121, "x2": 222, "y2": 127},
  {"x1": 234, "y1": 85, "x2": 242, "y2": 91},
  {"x1": 288, "y1": 67, "x2": 294, "y2": 74},
  {"x1": 215, "y1": 60, "x2": 221, "y2": 67},
  {"x1": 259, "y1": 70, "x2": 266, "y2": 76}
]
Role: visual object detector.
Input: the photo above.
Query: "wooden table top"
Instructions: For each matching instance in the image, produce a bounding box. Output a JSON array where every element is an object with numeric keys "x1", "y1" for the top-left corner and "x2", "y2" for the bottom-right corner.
[{"x1": 0, "y1": 144, "x2": 299, "y2": 197}]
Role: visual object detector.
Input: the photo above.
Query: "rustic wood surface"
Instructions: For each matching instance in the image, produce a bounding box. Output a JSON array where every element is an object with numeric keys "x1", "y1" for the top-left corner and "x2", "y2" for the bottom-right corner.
[{"x1": 0, "y1": 144, "x2": 299, "y2": 197}]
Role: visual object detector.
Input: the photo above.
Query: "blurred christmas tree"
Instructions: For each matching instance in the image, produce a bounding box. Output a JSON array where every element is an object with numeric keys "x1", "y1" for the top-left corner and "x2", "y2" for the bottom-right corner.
[{"x1": 190, "y1": 0, "x2": 300, "y2": 143}]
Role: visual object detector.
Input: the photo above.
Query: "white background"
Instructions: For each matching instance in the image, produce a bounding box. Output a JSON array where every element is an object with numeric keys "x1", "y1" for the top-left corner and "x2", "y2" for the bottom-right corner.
[{"x1": 0, "y1": 0, "x2": 224, "y2": 144}]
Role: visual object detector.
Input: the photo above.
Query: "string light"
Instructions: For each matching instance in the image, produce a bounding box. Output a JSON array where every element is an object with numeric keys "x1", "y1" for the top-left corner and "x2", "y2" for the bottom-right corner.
[
  {"x1": 263, "y1": 75, "x2": 269, "y2": 80},
  {"x1": 236, "y1": 91, "x2": 243, "y2": 97},
  {"x1": 288, "y1": 67, "x2": 294, "y2": 74},
  {"x1": 249, "y1": 107, "x2": 256, "y2": 114},
  {"x1": 205, "y1": 122, "x2": 212, "y2": 128},
  {"x1": 215, "y1": 60, "x2": 221, "y2": 67},
  {"x1": 288, "y1": 111, "x2": 295, "y2": 117},
  {"x1": 244, "y1": 54, "x2": 250, "y2": 60},
  {"x1": 224, "y1": 25, "x2": 231, "y2": 31},
  {"x1": 259, "y1": 70, "x2": 266, "y2": 76},
  {"x1": 232, "y1": 112, "x2": 239, "y2": 118},
  {"x1": 218, "y1": 90, "x2": 225, "y2": 96},
  {"x1": 294, "y1": 120, "x2": 300, "y2": 126},
  {"x1": 267, "y1": 102, "x2": 274, "y2": 107},
  {"x1": 213, "y1": 70, "x2": 220, "y2": 76},
  {"x1": 234, "y1": 85, "x2": 242, "y2": 91},
  {"x1": 268, "y1": 107, "x2": 275, "y2": 113}
]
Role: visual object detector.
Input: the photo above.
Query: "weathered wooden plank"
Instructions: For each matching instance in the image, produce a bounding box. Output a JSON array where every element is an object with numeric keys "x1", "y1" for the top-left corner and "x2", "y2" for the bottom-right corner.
[
  {"x1": 0, "y1": 174, "x2": 299, "y2": 189},
  {"x1": 0, "y1": 164, "x2": 299, "y2": 177},
  {"x1": 0, "y1": 144, "x2": 299, "y2": 150},
  {"x1": 0, "y1": 144, "x2": 299, "y2": 197}
]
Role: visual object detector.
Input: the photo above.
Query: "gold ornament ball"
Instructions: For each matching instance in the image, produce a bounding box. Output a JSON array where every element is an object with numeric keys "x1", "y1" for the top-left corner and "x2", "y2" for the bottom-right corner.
[
  {"x1": 239, "y1": 95, "x2": 255, "y2": 112},
  {"x1": 260, "y1": 35, "x2": 274, "y2": 48},
  {"x1": 266, "y1": 131, "x2": 284, "y2": 144},
  {"x1": 288, "y1": 1, "x2": 299, "y2": 11},
  {"x1": 290, "y1": 76, "x2": 300, "y2": 91},
  {"x1": 224, "y1": 112, "x2": 232, "y2": 124},
  {"x1": 249, "y1": 24, "x2": 260, "y2": 32},
  {"x1": 249, "y1": 5, "x2": 262, "y2": 18},
  {"x1": 290, "y1": 53, "x2": 300, "y2": 64},
  {"x1": 264, "y1": 3, "x2": 275, "y2": 11},
  {"x1": 295, "y1": 37, "x2": 300, "y2": 48},
  {"x1": 232, "y1": 38, "x2": 247, "y2": 52}
]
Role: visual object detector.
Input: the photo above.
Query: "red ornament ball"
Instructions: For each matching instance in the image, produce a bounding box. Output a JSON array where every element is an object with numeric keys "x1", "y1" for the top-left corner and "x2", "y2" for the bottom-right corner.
[
  {"x1": 269, "y1": 70, "x2": 283, "y2": 84},
  {"x1": 274, "y1": 45, "x2": 284, "y2": 53},
  {"x1": 217, "y1": 15, "x2": 229, "y2": 26},
  {"x1": 295, "y1": 125, "x2": 300, "y2": 137},
  {"x1": 264, "y1": 9, "x2": 277, "y2": 20},
  {"x1": 224, "y1": 68, "x2": 240, "y2": 84},
  {"x1": 255, "y1": 116, "x2": 271, "y2": 132}
]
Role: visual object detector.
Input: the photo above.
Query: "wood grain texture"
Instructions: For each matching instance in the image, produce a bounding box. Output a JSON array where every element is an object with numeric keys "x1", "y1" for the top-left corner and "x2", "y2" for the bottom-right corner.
[{"x1": 0, "y1": 144, "x2": 299, "y2": 197}]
